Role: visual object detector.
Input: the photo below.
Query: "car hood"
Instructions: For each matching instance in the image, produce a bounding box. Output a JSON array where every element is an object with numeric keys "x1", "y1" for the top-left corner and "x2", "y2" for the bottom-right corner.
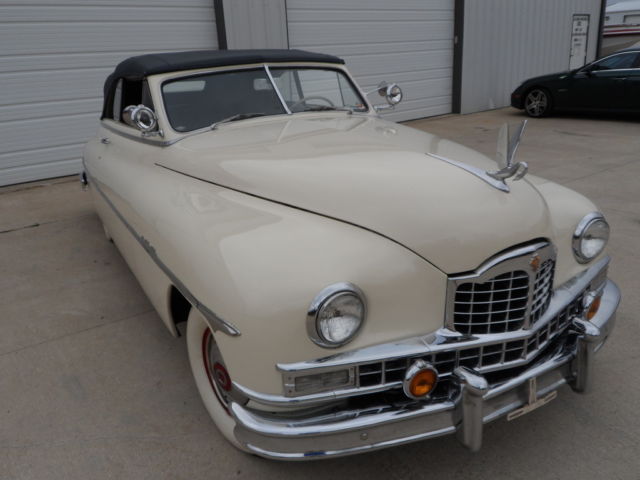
[
  {"x1": 157, "y1": 114, "x2": 553, "y2": 273},
  {"x1": 521, "y1": 71, "x2": 573, "y2": 86}
]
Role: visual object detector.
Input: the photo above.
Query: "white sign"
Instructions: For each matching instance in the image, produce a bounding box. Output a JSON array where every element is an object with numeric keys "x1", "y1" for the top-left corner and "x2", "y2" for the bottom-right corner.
[{"x1": 569, "y1": 14, "x2": 590, "y2": 70}]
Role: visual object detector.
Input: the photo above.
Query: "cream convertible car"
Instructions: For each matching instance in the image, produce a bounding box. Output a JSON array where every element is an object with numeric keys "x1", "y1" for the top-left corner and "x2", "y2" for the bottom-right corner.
[{"x1": 83, "y1": 49, "x2": 620, "y2": 459}]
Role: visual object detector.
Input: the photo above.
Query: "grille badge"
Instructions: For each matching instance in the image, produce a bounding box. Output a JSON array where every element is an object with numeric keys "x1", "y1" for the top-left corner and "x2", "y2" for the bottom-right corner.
[{"x1": 529, "y1": 254, "x2": 541, "y2": 272}]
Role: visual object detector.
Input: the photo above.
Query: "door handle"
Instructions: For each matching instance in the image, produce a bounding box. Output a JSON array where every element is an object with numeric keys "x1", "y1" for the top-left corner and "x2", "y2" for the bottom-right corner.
[
  {"x1": 100, "y1": 137, "x2": 111, "y2": 144},
  {"x1": 613, "y1": 77, "x2": 627, "y2": 81}
]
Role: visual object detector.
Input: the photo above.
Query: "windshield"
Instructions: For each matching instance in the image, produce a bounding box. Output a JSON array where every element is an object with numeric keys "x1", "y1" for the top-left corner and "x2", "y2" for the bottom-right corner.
[
  {"x1": 161, "y1": 66, "x2": 367, "y2": 132},
  {"x1": 269, "y1": 67, "x2": 368, "y2": 113}
]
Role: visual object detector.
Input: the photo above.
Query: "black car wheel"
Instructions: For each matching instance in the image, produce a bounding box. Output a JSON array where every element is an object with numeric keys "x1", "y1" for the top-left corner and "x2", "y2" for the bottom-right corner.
[{"x1": 524, "y1": 88, "x2": 551, "y2": 117}]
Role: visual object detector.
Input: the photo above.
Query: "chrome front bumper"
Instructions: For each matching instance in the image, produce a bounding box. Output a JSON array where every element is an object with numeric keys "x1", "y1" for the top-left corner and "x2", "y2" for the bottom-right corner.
[{"x1": 230, "y1": 279, "x2": 620, "y2": 460}]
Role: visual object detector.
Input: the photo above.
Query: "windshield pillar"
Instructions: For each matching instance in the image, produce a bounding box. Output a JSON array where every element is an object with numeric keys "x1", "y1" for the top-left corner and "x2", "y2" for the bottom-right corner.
[{"x1": 264, "y1": 65, "x2": 292, "y2": 115}]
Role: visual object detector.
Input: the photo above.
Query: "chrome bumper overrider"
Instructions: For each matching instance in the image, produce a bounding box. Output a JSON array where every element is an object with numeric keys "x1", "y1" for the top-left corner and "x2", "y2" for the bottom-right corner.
[{"x1": 230, "y1": 279, "x2": 619, "y2": 460}]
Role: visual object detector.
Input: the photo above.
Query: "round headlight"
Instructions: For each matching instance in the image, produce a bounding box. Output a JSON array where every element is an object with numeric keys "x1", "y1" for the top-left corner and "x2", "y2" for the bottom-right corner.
[
  {"x1": 307, "y1": 283, "x2": 366, "y2": 348},
  {"x1": 572, "y1": 212, "x2": 609, "y2": 263}
]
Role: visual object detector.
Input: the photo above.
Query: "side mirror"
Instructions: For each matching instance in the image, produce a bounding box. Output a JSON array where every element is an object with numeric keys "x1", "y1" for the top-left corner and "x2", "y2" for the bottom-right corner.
[
  {"x1": 372, "y1": 81, "x2": 403, "y2": 112},
  {"x1": 574, "y1": 67, "x2": 592, "y2": 79},
  {"x1": 378, "y1": 81, "x2": 403, "y2": 105},
  {"x1": 123, "y1": 105, "x2": 158, "y2": 134}
]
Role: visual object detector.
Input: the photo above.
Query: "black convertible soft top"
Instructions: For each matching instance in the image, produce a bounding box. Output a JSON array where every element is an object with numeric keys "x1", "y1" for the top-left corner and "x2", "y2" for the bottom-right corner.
[{"x1": 101, "y1": 49, "x2": 345, "y2": 118}]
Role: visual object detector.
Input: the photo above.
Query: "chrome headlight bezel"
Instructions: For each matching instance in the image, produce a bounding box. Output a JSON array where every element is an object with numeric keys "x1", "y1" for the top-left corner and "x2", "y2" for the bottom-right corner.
[
  {"x1": 572, "y1": 212, "x2": 609, "y2": 264},
  {"x1": 307, "y1": 282, "x2": 366, "y2": 348}
]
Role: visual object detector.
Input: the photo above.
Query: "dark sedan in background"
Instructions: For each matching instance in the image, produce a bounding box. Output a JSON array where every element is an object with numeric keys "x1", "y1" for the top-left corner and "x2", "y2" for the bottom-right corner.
[{"x1": 512, "y1": 48, "x2": 640, "y2": 117}]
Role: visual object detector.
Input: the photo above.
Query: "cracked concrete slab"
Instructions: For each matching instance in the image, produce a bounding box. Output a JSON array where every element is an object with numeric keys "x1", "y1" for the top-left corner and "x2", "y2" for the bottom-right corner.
[{"x1": 0, "y1": 108, "x2": 638, "y2": 479}]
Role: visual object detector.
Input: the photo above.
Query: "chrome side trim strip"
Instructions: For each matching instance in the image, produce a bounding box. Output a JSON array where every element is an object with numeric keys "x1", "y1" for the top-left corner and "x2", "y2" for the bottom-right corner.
[
  {"x1": 102, "y1": 120, "x2": 213, "y2": 147},
  {"x1": 428, "y1": 153, "x2": 510, "y2": 193},
  {"x1": 234, "y1": 378, "x2": 400, "y2": 408},
  {"x1": 86, "y1": 169, "x2": 240, "y2": 336},
  {"x1": 101, "y1": 121, "x2": 173, "y2": 147}
]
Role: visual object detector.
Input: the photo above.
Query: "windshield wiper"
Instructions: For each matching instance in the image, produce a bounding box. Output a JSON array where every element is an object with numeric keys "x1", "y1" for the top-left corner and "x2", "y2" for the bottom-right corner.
[
  {"x1": 210, "y1": 112, "x2": 266, "y2": 130},
  {"x1": 302, "y1": 105, "x2": 354, "y2": 114}
]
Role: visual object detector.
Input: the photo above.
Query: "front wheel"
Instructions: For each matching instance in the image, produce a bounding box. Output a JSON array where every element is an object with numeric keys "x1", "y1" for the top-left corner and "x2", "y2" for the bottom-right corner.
[
  {"x1": 186, "y1": 308, "x2": 247, "y2": 451},
  {"x1": 524, "y1": 88, "x2": 552, "y2": 117}
]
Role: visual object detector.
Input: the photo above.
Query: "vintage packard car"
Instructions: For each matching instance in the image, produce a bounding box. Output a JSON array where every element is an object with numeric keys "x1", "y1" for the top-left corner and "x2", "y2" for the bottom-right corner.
[{"x1": 83, "y1": 49, "x2": 620, "y2": 460}]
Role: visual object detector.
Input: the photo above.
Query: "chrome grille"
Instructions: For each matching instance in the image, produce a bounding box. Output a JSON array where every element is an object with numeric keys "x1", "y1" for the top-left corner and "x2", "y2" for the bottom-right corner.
[
  {"x1": 446, "y1": 241, "x2": 556, "y2": 335},
  {"x1": 356, "y1": 290, "x2": 584, "y2": 389},
  {"x1": 453, "y1": 270, "x2": 530, "y2": 334},
  {"x1": 531, "y1": 259, "x2": 555, "y2": 323}
]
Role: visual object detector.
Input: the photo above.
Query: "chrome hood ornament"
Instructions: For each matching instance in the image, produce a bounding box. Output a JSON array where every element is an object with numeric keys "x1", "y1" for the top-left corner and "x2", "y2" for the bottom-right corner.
[
  {"x1": 428, "y1": 120, "x2": 529, "y2": 194},
  {"x1": 487, "y1": 120, "x2": 528, "y2": 185}
]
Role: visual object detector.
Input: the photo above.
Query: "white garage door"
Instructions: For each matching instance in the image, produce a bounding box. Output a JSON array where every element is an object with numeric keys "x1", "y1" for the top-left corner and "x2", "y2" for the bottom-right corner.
[
  {"x1": 286, "y1": 0, "x2": 455, "y2": 122},
  {"x1": 0, "y1": 0, "x2": 217, "y2": 186}
]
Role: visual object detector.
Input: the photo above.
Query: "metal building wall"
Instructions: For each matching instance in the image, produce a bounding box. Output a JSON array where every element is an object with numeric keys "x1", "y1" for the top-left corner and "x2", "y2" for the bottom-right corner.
[
  {"x1": 222, "y1": 0, "x2": 288, "y2": 49},
  {"x1": 0, "y1": 0, "x2": 217, "y2": 186},
  {"x1": 286, "y1": 0, "x2": 456, "y2": 122},
  {"x1": 460, "y1": 0, "x2": 602, "y2": 114}
]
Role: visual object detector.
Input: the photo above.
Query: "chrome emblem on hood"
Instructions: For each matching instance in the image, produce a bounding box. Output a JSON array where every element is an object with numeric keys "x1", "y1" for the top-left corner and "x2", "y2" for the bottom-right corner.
[
  {"x1": 487, "y1": 120, "x2": 529, "y2": 186},
  {"x1": 428, "y1": 120, "x2": 529, "y2": 194}
]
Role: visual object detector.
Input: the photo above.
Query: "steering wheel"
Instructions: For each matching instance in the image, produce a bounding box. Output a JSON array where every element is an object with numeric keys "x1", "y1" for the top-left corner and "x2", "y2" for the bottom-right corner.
[{"x1": 290, "y1": 95, "x2": 335, "y2": 110}]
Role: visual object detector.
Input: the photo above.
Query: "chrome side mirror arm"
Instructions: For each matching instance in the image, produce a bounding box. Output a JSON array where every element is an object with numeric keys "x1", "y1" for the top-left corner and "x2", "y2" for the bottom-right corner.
[
  {"x1": 367, "y1": 81, "x2": 403, "y2": 112},
  {"x1": 374, "y1": 104, "x2": 395, "y2": 112}
]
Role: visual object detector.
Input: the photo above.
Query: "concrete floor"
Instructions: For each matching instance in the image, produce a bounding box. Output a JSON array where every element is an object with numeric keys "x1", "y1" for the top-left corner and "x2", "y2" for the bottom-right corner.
[{"x1": 1, "y1": 108, "x2": 638, "y2": 479}]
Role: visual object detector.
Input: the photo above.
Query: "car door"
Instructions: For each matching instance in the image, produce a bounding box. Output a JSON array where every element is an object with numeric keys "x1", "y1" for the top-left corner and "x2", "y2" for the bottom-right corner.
[
  {"x1": 624, "y1": 56, "x2": 640, "y2": 111},
  {"x1": 567, "y1": 52, "x2": 639, "y2": 111}
]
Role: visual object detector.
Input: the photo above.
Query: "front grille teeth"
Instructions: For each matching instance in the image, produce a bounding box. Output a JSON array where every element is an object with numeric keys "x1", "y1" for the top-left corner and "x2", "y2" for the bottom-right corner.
[
  {"x1": 531, "y1": 258, "x2": 555, "y2": 323},
  {"x1": 355, "y1": 290, "x2": 584, "y2": 392},
  {"x1": 453, "y1": 270, "x2": 530, "y2": 334},
  {"x1": 451, "y1": 243, "x2": 556, "y2": 334}
]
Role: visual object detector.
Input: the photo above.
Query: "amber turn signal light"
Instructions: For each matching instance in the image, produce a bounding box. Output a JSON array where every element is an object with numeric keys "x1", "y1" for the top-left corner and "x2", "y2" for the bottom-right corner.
[
  {"x1": 403, "y1": 360, "x2": 438, "y2": 399},
  {"x1": 586, "y1": 295, "x2": 602, "y2": 320}
]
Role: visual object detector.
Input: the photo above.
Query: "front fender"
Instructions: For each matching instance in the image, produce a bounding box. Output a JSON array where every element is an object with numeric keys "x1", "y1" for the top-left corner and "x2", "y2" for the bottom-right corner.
[
  {"x1": 148, "y1": 169, "x2": 447, "y2": 396},
  {"x1": 527, "y1": 174, "x2": 607, "y2": 285}
]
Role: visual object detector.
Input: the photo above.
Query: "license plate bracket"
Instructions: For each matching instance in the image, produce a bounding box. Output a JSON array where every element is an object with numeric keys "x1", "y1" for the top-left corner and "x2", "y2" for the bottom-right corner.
[{"x1": 506, "y1": 376, "x2": 557, "y2": 421}]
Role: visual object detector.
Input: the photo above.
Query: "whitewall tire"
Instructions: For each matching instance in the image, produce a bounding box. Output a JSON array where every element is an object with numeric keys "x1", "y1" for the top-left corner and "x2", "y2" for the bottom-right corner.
[{"x1": 186, "y1": 308, "x2": 247, "y2": 451}]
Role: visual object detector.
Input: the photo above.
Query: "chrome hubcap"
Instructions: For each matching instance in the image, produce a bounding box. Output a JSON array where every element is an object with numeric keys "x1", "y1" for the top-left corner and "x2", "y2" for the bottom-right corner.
[
  {"x1": 203, "y1": 330, "x2": 232, "y2": 407},
  {"x1": 525, "y1": 90, "x2": 548, "y2": 116}
]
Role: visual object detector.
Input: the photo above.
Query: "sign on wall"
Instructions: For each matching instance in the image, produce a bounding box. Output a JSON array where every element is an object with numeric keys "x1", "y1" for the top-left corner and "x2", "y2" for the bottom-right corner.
[{"x1": 569, "y1": 14, "x2": 590, "y2": 69}]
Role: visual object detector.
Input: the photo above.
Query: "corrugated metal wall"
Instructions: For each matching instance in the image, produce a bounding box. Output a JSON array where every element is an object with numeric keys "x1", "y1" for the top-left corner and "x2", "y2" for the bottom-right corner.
[
  {"x1": 460, "y1": 0, "x2": 602, "y2": 114},
  {"x1": 223, "y1": 0, "x2": 288, "y2": 49},
  {"x1": 286, "y1": 0, "x2": 455, "y2": 122},
  {"x1": 0, "y1": 0, "x2": 217, "y2": 186}
]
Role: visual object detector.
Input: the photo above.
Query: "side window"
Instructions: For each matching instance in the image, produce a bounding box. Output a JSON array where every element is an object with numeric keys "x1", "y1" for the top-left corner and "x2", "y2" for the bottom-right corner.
[
  {"x1": 270, "y1": 70, "x2": 302, "y2": 102},
  {"x1": 296, "y1": 70, "x2": 344, "y2": 106},
  {"x1": 112, "y1": 79, "x2": 123, "y2": 121},
  {"x1": 592, "y1": 53, "x2": 638, "y2": 70}
]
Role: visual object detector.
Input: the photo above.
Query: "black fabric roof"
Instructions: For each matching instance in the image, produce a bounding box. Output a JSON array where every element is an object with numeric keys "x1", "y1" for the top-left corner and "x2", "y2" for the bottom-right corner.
[
  {"x1": 101, "y1": 49, "x2": 345, "y2": 118},
  {"x1": 111, "y1": 49, "x2": 344, "y2": 81}
]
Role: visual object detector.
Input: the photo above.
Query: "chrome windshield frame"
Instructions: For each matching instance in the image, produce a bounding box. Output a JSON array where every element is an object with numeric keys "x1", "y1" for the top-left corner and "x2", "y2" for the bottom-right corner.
[
  {"x1": 156, "y1": 62, "x2": 369, "y2": 141},
  {"x1": 264, "y1": 64, "x2": 292, "y2": 115}
]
